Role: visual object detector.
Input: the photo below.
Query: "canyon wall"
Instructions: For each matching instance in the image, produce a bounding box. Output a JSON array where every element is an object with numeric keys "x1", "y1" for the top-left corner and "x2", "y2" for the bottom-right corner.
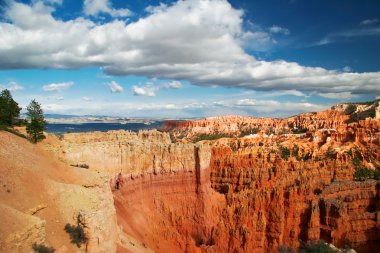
[
  {"x1": 52, "y1": 107, "x2": 380, "y2": 252},
  {"x1": 160, "y1": 101, "x2": 379, "y2": 138}
]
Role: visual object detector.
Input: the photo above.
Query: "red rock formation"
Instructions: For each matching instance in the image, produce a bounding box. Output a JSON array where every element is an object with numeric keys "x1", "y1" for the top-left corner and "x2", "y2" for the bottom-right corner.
[{"x1": 45, "y1": 101, "x2": 380, "y2": 253}]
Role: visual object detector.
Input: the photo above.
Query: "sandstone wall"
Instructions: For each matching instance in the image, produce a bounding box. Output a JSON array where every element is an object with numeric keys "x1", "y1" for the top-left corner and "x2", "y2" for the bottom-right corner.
[{"x1": 52, "y1": 122, "x2": 380, "y2": 253}]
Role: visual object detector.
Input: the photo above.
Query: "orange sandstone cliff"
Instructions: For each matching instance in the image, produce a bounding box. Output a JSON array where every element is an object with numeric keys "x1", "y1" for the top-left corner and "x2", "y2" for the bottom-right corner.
[
  {"x1": 1, "y1": 101, "x2": 379, "y2": 253},
  {"x1": 44, "y1": 101, "x2": 380, "y2": 253}
]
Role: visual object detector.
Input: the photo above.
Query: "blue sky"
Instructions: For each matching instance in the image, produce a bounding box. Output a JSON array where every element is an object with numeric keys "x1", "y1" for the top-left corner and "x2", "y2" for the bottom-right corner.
[{"x1": 0, "y1": 0, "x2": 379, "y2": 118}]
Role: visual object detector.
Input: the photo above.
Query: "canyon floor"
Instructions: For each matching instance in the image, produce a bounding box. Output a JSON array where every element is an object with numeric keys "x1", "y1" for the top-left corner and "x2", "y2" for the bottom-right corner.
[{"x1": 0, "y1": 101, "x2": 379, "y2": 253}]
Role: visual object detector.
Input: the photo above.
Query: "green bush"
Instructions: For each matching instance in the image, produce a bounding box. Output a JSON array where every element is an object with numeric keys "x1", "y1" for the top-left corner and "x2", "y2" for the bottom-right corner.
[
  {"x1": 64, "y1": 214, "x2": 88, "y2": 248},
  {"x1": 291, "y1": 128, "x2": 308, "y2": 134},
  {"x1": 299, "y1": 240, "x2": 337, "y2": 253},
  {"x1": 32, "y1": 243, "x2": 55, "y2": 253},
  {"x1": 239, "y1": 127, "x2": 260, "y2": 137},
  {"x1": 354, "y1": 167, "x2": 374, "y2": 181},
  {"x1": 325, "y1": 147, "x2": 337, "y2": 159},
  {"x1": 192, "y1": 134, "x2": 231, "y2": 143},
  {"x1": 71, "y1": 164, "x2": 90, "y2": 169},
  {"x1": 279, "y1": 146, "x2": 290, "y2": 161},
  {"x1": 265, "y1": 127, "x2": 275, "y2": 135}
]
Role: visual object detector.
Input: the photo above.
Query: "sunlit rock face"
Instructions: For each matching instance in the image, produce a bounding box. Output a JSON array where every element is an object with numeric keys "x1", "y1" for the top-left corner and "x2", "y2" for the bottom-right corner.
[{"x1": 49, "y1": 101, "x2": 380, "y2": 253}]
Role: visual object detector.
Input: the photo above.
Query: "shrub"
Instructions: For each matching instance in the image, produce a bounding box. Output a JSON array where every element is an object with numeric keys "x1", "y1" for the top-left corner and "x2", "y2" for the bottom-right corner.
[
  {"x1": 291, "y1": 128, "x2": 308, "y2": 134},
  {"x1": 325, "y1": 147, "x2": 337, "y2": 159},
  {"x1": 279, "y1": 146, "x2": 290, "y2": 161},
  {"x1": 192, "y1": 134, "x2": 231, "y2": 143},
  {"x1": 71, "y1": 164, "x2": 90, "y2": 169},
  {"x1": 299, "y1": 240, "x2": 337, "y2": 253},
  {"x1": 291, "y1": 145, "x2": 300, "y2": 158},
  {"x1": 344, "y1": 104, "x2": 356, "y2": 115},
  {"x1": 353, "y1": 167, "x2": 374, "y2": 181},
  {"x1": 64, "y1": 214, "x2": 88, "y2": 248},
  {"x1": 239, "y1": 127, "x2": 260, "y2": 137},
  {"x1": 265, "y1": 127, "x2": 275, "y2": 135},
  {"x1": 32, "y1": 243, "x2": 55, "y2": 253}
]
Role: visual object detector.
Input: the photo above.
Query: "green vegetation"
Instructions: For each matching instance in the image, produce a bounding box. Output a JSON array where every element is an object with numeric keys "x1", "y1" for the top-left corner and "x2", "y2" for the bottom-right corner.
[
  {"x1": 291, "y1": 145, "x2": 300, "y2": 160},
  {"x1": 350, "y1": 148, "x2": 380, "y2": 181},
  {"x1": 239, "y1": 127, "x2": 260, "y2": 137},
  {"x1": 265, "y1": 127, "x2": 275, "y2": 135},
  {"x1": 353, "y1": 167, "x2": 374, "y2": 181},
  {"x1": 299, "y1": 240, "x2": 337, "y2": 253},
  {"x1": 71, "y1": 164, "x2": 90, "y2": 169},
  {"x1": 344, "y1": 104, "x2": 356, "y2": 115},
  {"x1": 192, "y1": 133, "x2": 232, "y2": 143},
  {"x1": 279, "y1": 146, "x2": 290, "y2": 161},
  {"x1": 32, "y1": 243, "x2": 55, "y2": 253},
  {"x1": 325, "y1": 147, "x2": 337, "y2": 159},
  {"x1": 0, "y1": 124, "x2": 28, "y2": 139},
  {"x1": 26, "y1": 99, "x2": 46, "y2": 143},
  {"x1": 291, "y1": 128, "x2": 308, "y2": 134},
  {"x1": 64, "y1": 214, "x2": 88, "y2": 248},
  {"x1": 0, "y1": 89, "x2": 21, "y2": 126}
]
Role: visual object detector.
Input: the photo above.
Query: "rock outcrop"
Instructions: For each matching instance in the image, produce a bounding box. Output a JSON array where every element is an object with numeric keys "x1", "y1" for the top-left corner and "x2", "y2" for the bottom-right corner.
[
  {"x1": 2, "y1": 100, "x2": 379, "y2": 253},
  {"x1": 50, "y1": 101, "x2": 379, "y2": 253},
  {"x1": 0, "y1": 131, "x2": 119, "y2": 253}
]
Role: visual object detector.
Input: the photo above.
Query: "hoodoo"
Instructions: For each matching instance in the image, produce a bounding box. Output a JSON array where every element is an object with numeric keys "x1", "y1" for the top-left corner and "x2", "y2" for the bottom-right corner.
[{"x1": 32, "y1": 100, "x2": 379, "y2": 252}]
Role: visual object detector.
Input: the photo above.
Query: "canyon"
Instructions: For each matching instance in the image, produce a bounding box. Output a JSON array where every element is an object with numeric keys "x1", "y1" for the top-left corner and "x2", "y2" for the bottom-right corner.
[{"x1": 1, "y1": 100, "x2": 380, "y2": 252}]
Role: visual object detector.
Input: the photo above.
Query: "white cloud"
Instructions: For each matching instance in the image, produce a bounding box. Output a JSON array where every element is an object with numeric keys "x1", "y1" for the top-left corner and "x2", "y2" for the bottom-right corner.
[
  {"x1": 82, "y1": 96, "x2": 92, "y2": 101},
  {"x1": 317, "y1": 92, "x2": 360, "y2": 100},
  {"x1": 342, "y1": 66, "x2": 352, "y2": 72},
  {"x1": 83, "y1": 0, "x2": 132, "y2": 17},
  {"x1": 269, "y1": 25, "x2": 290, "y2": 35},
  {"x1": 40, "y1": 98, "x2": 328, "y2": 118},
  {"x1": 55, "y1": 96, "x2": 64, "y2": 100},
  {"x1": 133, "y1": 80, "x2": 182, "y2": 96},
  {"x1": 133, "y1": 83, "x2": 158, "y2": 96},
  {"x1": 43, "y1": 82, "x2": 73, "y2": 92},
  {"x1": 360, "y1": 18, "x2": 378, "y2": 25},
  {"x1": 107, "y1": 80, "x2": 123, "y2": 93},
  {"x1": 161, "y1": 80, "x2": 182, "y2": 89},
  {"x1": 0, "y1": 81, "x2": 24, "y2": 91},
  {"x1": 0, "y1": 0, "x2": 379, "y2": 96},
  {"x1": 314, "y1": 26, "x2": 380, "y2": 46}
]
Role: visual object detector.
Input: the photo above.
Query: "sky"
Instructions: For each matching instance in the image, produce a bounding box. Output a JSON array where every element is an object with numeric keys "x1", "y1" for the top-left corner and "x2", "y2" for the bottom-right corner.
[{"x1": 0, "y1": 0, "x2": 379, "y2": 118}]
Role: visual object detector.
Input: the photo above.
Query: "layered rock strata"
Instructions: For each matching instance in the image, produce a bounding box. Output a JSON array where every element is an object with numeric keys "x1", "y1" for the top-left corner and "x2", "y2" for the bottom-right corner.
[{"x1": 52, "y1": 112, "x2": 380, "y2": 253}]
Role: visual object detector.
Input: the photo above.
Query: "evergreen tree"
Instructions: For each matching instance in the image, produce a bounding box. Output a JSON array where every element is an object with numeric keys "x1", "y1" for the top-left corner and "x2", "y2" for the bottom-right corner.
[
  {"x1": 0, "y1": 89, "x2": 21, "y2": 126},
  {"x1": 26, "y1": 99, "x2": 46, "y2": 143}
]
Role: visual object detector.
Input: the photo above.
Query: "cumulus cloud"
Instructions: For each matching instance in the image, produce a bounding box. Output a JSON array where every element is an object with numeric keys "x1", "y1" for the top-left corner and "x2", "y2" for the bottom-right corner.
[
  {"x1": 0, "y1": 81, "x2": 24, "y2": 91},
  {"x1": 107, "y1": 80, "x2": 123, "y2": 93},
  {"x1": 360, "y1": 18, "x2": 378, "y2": 25},
  {"x1": 43, "y1": 82, "x2": 73, "y2": 92},
  {"x1": 133, "y1": 80, "x2": 182, "y2": 96},
  {"x1": 133, "y1": 83, "x2": 158, "y2": 96},
  {"x1": 0, "y1": 0, "x2": 379, "y2": 96},
  {"x1": 269, "y1": 25, "x2": 290, "y2": 35},
  {"x1": 83, "y1": 0, "x2": 132, "y2": 17},
  {"x1": 82, "y1": 96, "x2": 92, "y2": 101}
]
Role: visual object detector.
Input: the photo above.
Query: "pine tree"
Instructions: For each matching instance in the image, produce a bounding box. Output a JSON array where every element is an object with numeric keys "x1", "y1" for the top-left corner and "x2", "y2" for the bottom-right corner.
[
  {"x1": 0, "y1": 89, "x2": 21, "y2": 126},
  {"x1": 26, "y1": 99, "x2": 46, "y2": 143}
]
